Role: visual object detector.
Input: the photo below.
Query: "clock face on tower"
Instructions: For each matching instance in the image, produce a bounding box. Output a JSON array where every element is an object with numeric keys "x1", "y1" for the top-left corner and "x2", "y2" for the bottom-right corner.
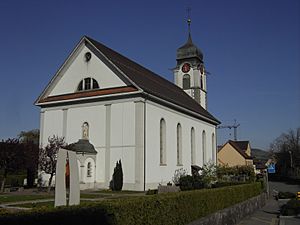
[{"x1": 182, "y1": 63, "x2": 190, "y2": 73}]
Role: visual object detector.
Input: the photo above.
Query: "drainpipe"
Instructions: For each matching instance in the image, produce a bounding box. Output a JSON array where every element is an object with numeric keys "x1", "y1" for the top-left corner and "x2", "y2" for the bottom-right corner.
[{"x1": 143, "y1": 99, "x2": 147, "y2": 191}]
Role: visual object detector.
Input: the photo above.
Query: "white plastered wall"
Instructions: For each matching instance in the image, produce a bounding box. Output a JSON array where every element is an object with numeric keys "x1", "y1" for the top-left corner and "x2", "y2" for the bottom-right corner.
[
  {"x1": 109, "y1": 102, "x2": 136, "y2": 188},
  {"x1": 145, "y1": 100, "x2": 216, "y2": 189},
  {"x1": 49, "y1": 44, "x2": 126, "y2": 96},
  {"x1": 40, "y1": 99, "x2": 137, "y2": 190}
]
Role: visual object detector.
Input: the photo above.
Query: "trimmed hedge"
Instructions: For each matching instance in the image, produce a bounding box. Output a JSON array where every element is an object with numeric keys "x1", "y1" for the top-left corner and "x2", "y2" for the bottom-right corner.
[
  {"x1": 0, "y1": 183, "x2": 262, "y2": 225},
  {"x1": 280, "y1": 199, "x2": 300, "y2": 216}
]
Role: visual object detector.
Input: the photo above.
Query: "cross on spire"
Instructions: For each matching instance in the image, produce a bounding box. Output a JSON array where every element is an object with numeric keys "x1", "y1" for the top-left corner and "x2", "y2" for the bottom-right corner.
[{"x1": 187, "y1": 7, "x2": 191, "y2": 34}]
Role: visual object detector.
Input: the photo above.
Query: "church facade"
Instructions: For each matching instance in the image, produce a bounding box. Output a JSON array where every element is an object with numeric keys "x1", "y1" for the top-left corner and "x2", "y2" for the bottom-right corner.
[{"x1": 36, "y1": 33, "x2": 220, "y2": 191}]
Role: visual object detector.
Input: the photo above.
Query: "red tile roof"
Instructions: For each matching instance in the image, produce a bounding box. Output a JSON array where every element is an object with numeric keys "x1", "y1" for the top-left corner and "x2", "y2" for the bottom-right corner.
[{"x1": 39, "y1": 86, "x2": 137, "y2": 103}]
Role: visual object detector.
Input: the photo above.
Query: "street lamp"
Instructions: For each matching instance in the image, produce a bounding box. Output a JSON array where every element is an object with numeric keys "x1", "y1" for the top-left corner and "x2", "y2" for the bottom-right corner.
[{"x1": 288, "y1": 151, "x2": 293, "y2": 169}]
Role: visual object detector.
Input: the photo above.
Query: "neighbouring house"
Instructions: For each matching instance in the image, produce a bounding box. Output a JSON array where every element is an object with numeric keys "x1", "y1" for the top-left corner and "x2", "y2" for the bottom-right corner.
[
  {"x1": 35, "y1": 22, "x2": 220, "y2": 191},
  {"x1": 217, "y1": 140, "x2": 253, "y2": 167},
  {"x1": 251, "y1": 148, "x2": 269, "y2": 174}
]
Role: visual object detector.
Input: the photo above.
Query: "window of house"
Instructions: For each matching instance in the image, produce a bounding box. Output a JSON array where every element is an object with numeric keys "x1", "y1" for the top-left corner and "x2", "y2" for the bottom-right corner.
[
  {"x1": 202, "y1": 130, "x2": 206, "y2": 165},
  {"x1": 87, "y1": 162, "x2": 92, "y2": 177},
  {"x1": 77, "y1": 77, "x2": 99, "y2": 91},
  {"x1": 177, "y1": 123, "x2": 182, "y2": 165},
  {"x1": 160, "y1": 118, "x2": 166, "y2": 165},
  {"x1": 191, "y1": 127, "x2": 195, "y2": 165},
  {"x1": 183, "y1": 74, "x2": 191, "y2": 90}
]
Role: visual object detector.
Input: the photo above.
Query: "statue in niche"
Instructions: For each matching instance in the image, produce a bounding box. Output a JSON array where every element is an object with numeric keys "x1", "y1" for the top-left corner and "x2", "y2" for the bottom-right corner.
[{"x1": 82, "y1": 122, "x2": 89, "y2": 140}]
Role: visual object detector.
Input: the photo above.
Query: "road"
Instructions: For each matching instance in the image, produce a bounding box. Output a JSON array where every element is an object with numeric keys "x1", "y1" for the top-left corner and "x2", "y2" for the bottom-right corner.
[{"x1": 237, "y1": 181, "x2": 300, "y2": 225}]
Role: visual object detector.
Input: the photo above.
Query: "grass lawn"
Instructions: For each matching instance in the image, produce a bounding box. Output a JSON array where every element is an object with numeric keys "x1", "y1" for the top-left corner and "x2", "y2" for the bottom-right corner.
[
  {"x1": 13, "y1": 200, "x2": 101, "y2": 209},
  {"x1": 93, "y1": 189, "x2": 144, "y2": 194},
  {"x1": 80, "y1": 193, "x2": 109, "y2": 199},
  {"x1": 0, "y1": 194, "x2": 53, "y2": 204}
]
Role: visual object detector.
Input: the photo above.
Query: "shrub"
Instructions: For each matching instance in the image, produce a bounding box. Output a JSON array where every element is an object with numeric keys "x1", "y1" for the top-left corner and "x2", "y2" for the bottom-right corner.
[
  {"x1": 216, "y1": 165, "x2": 255, "y2": 183},
  {"x1": 281, "y1": 199, "x2": 300, "y2": 216},
  {"x1": 0, "y1": 183, "x2": 262, "y2": 225},
  {"x1": 146, "y1": 189, "x2": 158, "y2": 195},
  {"x1": 278, "y1": 192, "x2": 296, "y2": 199},
  {"x1": 201, "y1": 162, "x2": 217, "y2": 188},
  {"x1": 172, "y1": 168, "x2": 187, "y2": 186},
  {"x1": 178, "y1": 174, "x2": 204, "y2": 191},
  {"x1": 110, "y1": 160, "x2": 123, "y2": 191},
  {"x1": 179, "y1": 175, "x2": 194, "y2": 191}
]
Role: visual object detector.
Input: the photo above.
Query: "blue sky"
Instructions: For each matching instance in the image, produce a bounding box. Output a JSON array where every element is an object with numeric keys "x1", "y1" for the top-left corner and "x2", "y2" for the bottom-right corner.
[{"x1": 0, "y1": 0, "x2": 299, "y2": 150}]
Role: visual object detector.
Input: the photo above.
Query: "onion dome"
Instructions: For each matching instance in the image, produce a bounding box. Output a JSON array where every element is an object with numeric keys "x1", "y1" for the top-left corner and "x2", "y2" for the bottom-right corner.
[{"x1": 177, "y1": 33, "x2": 203, "y2": 61}]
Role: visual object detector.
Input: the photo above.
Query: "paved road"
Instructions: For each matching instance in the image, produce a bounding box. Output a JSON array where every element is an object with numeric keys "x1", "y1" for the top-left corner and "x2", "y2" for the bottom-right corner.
[{"x1": 237, "y1": 181, "x2": 300, "y2": 225}]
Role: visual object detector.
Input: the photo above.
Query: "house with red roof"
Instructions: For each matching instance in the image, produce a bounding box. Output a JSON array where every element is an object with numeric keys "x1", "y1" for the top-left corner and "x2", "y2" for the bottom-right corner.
[{"x1": 217, "y1": 140, "x2": 253, "y2": 167}]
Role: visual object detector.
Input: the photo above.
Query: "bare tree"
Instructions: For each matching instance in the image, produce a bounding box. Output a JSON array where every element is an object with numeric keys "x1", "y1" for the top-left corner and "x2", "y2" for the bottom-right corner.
[
  {"x1": 270, "y1": 127, "x2": 300, "y2": 154},
  {"x1": 39, "y1": 136, "x2": 66, "y2": 192},
  {"x1": 269, "y1": 127, "x2": 300, "y2": 177}
]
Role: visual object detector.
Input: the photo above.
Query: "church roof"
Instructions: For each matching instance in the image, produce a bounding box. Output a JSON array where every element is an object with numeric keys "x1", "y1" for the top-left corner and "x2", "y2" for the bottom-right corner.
[
  {"x1": 36, "y1": 36, "x2": 219, "y2": 125},
  {"x1": 85, "y1": 36, "x2": 219, "y2": 125},
  {"x1": 66, "y1": 139, "x2": 97, "y2": 154},
  {"x1": 176, "y1": 33, "x2": 203, "y2": 61}
]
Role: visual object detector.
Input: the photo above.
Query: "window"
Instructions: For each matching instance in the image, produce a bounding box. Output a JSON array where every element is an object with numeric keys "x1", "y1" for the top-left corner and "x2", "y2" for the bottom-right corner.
[
  {"x1": 191, "y1": 127, "x2": 195, "y2": 165},
  {"x1": 77, "y1": 80, "x2": 83, "y2": 91},
  {"x1": 177, "y1": 123, "x2": 182, "y2": 165},
  {"x1": 200, "y1": 75, "x2": 203, "y2": 89},
  {"x1": 77, "y1": 78, "x2": 99, "y2": 91},
  {"x1": 160, "y1": 119, "x2": 166, "y2": 165},
  {"x1": 84, "y1": 78, "x2": 91, "y2": 90},
  {"x1": 183, "y1": 74, "x2": 190, "y2": 90},
  {"x1": 202, "y1": 130, "x2": 206, "y2": 165},
  {"x1": 93, "y1": 79, "x2": 99, "y2": 89},
  {"x1": 212, "y1": 133, "x2": 215, "y2": 162},
  {"x1": 87, "y1": 162, "x2": 92, "y2": 177}
]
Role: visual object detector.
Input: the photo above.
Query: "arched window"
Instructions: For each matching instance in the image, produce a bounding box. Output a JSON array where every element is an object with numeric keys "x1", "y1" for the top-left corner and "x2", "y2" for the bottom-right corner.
[
  {"x1": 77, "y1": 77, "x2": 99, "y2": 91},
  {"x1": 87, "y1": 162, "x2": 92, "y2": 177},
  {"x1": 202, "y1": 130, "x2": 206, "y2": 165},
  {"x1": 183, "y1": 74, "x2": 191, "y2": 90},
  {"x1": 191, "y1": 127, "x2": 195, "y2": 165},
  {"x1": 200, "y1": 75, "x2": 203, "y2": 89},
  {"x1": 212, "y1": 133, "x2": 216, "y2": 162},
  {"x1": 160, "y1": 119, "x2": 166, "y2": 165},
  {"x1": 177, "y1": 123, "x2": 182, "y2": 165}
]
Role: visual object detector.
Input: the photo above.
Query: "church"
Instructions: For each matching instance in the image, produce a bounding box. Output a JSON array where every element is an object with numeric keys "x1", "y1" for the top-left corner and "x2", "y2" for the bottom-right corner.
[{"x1": 35, "y1": 25, "x2": 220, "y2": 191}]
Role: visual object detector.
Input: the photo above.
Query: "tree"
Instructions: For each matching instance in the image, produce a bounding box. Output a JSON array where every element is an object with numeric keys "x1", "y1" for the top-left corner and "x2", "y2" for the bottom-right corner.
[
  {"x1": 39, "y1": 136, "x2": 66, "y2": 192},
  {"x1": 18, "y1": 129, "x2": 40, "y2": 188},
  {"x1": 110, "y1": 160, "x2": 123, "y2": 191},
  {"x1": 18, "y1": 129, "x2": 39, "y2": 144},
  {"x1": 270, "y1": 128, "x2": 300, "y2": 154},
  {"x1": 0, "y1": 139, "x2": 25, "y2": 192},
  {"x1": 270, "y1": 127, "x2": 300, "y2": 177}
]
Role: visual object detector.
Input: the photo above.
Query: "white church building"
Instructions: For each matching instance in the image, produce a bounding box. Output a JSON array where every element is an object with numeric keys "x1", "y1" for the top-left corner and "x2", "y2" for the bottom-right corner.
[{"x1": 36, "y1": 28, "x2": 220, "y2": 191}]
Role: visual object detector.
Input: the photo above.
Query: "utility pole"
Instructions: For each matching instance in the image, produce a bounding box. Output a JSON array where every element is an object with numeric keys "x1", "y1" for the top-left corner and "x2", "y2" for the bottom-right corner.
[{"x1": 217, "y1": 119, "x2": 240, "y2": 141}]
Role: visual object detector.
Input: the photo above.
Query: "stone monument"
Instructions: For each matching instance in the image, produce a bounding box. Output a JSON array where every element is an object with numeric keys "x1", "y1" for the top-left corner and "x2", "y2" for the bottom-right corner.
[{"x1": 55, "y1": 148, "x2": 80, "y2": 207}]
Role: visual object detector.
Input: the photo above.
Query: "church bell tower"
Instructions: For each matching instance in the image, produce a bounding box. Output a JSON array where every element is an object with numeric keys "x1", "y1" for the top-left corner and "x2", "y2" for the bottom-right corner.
[{"x1": 174, "y1": 17, "x2": 207, "y2": 109}]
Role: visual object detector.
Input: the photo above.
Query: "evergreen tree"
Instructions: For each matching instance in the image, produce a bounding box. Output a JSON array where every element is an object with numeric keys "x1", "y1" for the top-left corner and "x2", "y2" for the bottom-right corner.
[{"x1": 111, "y1": 160, "x2": 123, "y2": 191}]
